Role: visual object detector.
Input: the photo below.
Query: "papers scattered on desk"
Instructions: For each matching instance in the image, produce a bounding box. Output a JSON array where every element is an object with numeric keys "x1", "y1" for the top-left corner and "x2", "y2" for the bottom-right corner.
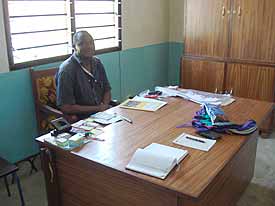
[
  {"x1": 120, "y1": 96, "x2": 167, "y2": 112},
  {"x1": 126, "y1": 143, "x2": 188, "y2": 179},
  {"x1": 90, "y1": 112, "x2": 123, "y2": 124},
  {"x1": 44, "y1": 134, "x2": 91, "y2": 151},
  {"x1": 71, "y1": 119, "x2": 105, "y2": 137},
  {"x1": 155, "y1": 86, "x2": 235, "y2": 106},
  {"x1": 173, "y1": 133, "x2": 216, "y2": 152}
]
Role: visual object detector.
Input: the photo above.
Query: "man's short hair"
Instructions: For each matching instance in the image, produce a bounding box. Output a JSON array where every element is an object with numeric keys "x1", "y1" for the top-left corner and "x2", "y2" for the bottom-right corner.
[{"x1": 72, "y1": 31, "x2": 93, "y2": 48}]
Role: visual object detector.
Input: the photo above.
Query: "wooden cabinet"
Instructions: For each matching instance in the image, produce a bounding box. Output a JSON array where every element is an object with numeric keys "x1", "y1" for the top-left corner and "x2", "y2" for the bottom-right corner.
[
  {"x1": 229, "y1": 0, "x2": 275, "y2": 62},
  {"x1": 184, "y1": 0, "x2": 275, "y2": 63},
  {"x1": 181, "y1": 59, "x2": 225, "y2": 93},
  {"x1": 184, "y1": 0, "x2": 230, "y2": 58},
  {"x1": 182, "y1": 0, "x2": 275, "y2": 102},
  {"x1": 225, "y1": 64, "x2": 275, "y2": 101}
]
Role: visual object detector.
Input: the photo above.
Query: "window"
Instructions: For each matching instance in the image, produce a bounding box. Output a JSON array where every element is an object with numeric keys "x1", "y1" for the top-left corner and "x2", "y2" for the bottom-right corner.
[{"x1": 3, "y1": 0, "x2": 122, "y2": 69}]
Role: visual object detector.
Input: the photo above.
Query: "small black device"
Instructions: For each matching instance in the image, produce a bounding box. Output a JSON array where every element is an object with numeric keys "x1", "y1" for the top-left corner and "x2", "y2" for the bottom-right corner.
[
  {"x1": 148, "y1": 91, "x2": 162, "y2": 95},
  {"x1": 196, "y1": 131, "x2": 222, "y2": 140},
  {"x1": 50, "y1": 117, "x2": 72, "y2": 137}
]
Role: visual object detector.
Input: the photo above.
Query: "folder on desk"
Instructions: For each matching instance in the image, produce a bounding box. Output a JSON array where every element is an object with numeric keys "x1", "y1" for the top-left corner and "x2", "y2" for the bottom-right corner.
[
  {"x1": 120, "y1": 96, "x2": 167, "y2": 112},
  {"x1": 126, "y1": 143, "x2": 188, "y2": 179}
]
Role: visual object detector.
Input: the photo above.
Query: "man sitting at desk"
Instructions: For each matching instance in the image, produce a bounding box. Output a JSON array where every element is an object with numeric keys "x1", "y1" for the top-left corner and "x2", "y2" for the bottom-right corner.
[{"x1": 56, "y1": 31, "x2": 112, "y2": 119}]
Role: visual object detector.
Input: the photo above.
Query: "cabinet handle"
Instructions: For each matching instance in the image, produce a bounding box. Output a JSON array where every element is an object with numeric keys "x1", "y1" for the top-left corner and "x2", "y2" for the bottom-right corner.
[
  {"x1": 230, "y1": 88, "x2": 233, "y2": 95},
  {"x1": 48, "y1": 163, "x2": 54, "y2": 183},
  {"x1": 45, "y1": 148, "x2": 55, "y2": 184},
  {"x1": 238, "y1": 6, "x2": 241, "y2": 17},
  {"x1": 222, "y1": 6, "x2": 225, "y2": 17}
]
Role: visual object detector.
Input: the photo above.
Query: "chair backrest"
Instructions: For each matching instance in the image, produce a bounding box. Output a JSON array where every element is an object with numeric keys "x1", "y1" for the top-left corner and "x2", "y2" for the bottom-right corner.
[{"x1": 30, "y1": 68, "x2": 59, "y2": 134}]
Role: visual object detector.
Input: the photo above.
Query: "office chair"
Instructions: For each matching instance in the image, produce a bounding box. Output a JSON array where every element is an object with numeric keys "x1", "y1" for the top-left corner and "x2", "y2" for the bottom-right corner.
[
  {"x1": 30, "y1": 68, "x2": 119, "y2": 135},
  {"x1": 0, "y1": 157, "x2": 25, "y2": 206},
  {"x1": 30, "y1": 68, "x2": 78, "y2": 135}
]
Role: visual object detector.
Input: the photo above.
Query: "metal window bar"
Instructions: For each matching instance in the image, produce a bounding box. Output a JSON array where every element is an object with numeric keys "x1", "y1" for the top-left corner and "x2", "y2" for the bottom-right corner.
[
  {"x1": 9, "y1": 13, "x2": 67, "y2": 18},
  {"x1": 76, "y1": 24, "x2": 115, "y2": 30},
  {"x1": 14, "y1": 42, "x2": 68, "y2": 51},
  {"x1": 4, "y1": 0, "x2": 122, "y2": 69},
  {"x1": 94, "y1": 36, "x2": 115, "y2": 41},
  {"x1": 11, "y1": 28, "x2": 68, "y2": 35}
]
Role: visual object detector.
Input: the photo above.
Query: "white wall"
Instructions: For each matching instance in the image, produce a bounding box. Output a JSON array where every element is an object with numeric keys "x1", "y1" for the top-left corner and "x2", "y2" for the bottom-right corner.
[
  {"x1": 122, "y1": 0, "x2": 169, "y2": 50},
  {"x1": 169, "y1": 0, "x2": 185, "y2": 43},
  {"x1": 0, "y1": 0, "x2": 9, "y2": 73}
]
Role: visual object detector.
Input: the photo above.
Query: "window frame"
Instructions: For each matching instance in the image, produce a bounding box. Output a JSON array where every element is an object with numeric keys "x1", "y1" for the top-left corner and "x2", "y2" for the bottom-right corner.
[{"x1": 3, "y1": 0, "x2": 122, "y2": 70}]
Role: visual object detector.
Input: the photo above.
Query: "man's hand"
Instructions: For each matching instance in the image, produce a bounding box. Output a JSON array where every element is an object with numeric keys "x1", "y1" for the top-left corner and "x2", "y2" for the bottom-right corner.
[{"x1": 98, "y1": 103, "x2": 110, "y2": 112}]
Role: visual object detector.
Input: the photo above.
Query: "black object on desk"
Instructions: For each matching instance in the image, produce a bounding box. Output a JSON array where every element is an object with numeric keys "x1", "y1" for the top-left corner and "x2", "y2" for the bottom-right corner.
[
  {"x1": 196, "y1": 131, "x2": 222, "y2": 140},
  {"x1": 50, "y1": 117, "x2": 72, "y2": 136}
]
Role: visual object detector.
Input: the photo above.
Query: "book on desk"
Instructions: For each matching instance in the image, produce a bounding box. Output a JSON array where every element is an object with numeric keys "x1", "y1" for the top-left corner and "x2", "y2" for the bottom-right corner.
[{"x1": 126, "y1": 143, "x2": 188, "y2": 179}]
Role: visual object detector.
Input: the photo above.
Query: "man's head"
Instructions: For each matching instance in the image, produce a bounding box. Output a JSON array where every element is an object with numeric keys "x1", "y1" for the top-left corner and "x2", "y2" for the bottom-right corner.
[{"x1": 73, "y1": 31, "x2": 95, "y2": 59}]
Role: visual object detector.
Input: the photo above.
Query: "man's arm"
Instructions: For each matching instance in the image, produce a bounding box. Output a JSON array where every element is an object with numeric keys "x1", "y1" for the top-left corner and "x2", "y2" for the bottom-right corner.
[
  {"x1": 102, "y1": 89, "x2": 111, "y2": 105},
  {"x1": 60, "y1": 103, "x2": 109, "y2": 115}
]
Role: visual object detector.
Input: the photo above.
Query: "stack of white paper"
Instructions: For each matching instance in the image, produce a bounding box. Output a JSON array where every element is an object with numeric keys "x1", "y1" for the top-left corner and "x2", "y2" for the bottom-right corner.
[
  {"x1": 90, "y1": 112, "x2": 122, "y2": 124},
  {"x1": 155, "y1": 86, "x2": 235, "y2": 106},
  {"x1": 126, "y1": 143, "x2": 188, "y2": 179}
]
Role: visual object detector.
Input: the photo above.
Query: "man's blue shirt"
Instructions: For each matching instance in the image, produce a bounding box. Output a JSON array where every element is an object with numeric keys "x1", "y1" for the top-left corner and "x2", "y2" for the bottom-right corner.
[{"x1": 56, "y1": 53, "x2": 111, "y2": 108}]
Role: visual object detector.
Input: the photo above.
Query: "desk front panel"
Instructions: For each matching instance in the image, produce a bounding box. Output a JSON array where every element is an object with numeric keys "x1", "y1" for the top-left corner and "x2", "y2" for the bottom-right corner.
[{"x1": 54, "y1": 149, "x2": 178, "y2": 206}]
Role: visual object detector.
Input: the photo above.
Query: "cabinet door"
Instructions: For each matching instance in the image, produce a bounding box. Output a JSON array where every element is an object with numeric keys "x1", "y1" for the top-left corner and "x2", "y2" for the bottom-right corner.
[
  {"x1": 229, "y1": 0, "x2": 275, "y2": 63},
  {"x1": 184, "y1": 0, "x2": 230, "y2": 58},
  {"x1": 181, "y1": 59, "x2": 225, "y2": 93},
  {"x1": 225, "y1": 64, "x2": 275, "y2": 101}
]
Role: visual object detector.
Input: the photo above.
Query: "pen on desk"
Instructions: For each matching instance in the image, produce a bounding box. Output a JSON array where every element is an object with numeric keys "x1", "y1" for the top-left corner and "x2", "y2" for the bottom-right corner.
[
  {"x1": 121, "y1": 115, "x2": 133, "y2": 124},
  {"x1": 185, "y1": 136, "x2": 205, "y2": 143},
  {"x1": 90, "y1": 137, "x2": 105, "y2": 141}
]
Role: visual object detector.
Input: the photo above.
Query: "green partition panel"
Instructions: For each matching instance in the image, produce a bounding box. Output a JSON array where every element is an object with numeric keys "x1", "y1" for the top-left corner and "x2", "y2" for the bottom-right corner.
[{"x1": 0, "y1": 69, "x2": 38, "y2": 163}]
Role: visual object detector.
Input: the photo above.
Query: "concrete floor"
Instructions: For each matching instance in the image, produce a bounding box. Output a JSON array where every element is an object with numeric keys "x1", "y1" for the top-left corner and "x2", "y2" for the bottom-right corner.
[{"x1": 1, "y1": 134, "x2": 275, "y2": 206}]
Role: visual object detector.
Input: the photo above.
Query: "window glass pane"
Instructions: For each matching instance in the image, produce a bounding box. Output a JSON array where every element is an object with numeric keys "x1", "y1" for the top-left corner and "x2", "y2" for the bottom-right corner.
[
  {"x1": 8, "y1": 1, "x2": 66, "y2": 16},
  {"x1": 10, "y1": 16, "x2": 68, "y2": 33},
  {"x1": 76, "y1": 26, "x2": 115, "y2": 40},
  {"x1": 75, "y1": 1, "x2": 114, "y2": 13},
  {"x1": 75, "y1": 14, "x2": 115, "y2": 27},
  {"x1": 95, "y1": 38, "x2": 118, "y2": 50},
  {"x1": 12, "y1": 30, "x2": 70, "y2": 50},
  {"x1": 6, "y1": 0, "x2": 120, "y2": 66},
  {"x1": 13, "y1": 44, "x2": 70, "y2": 64}
]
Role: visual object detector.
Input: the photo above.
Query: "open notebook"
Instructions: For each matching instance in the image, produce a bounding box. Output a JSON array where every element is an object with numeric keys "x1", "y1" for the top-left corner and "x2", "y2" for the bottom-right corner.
[{"x1": 126, "y1": 143, "x2": 188, "y2": 179}]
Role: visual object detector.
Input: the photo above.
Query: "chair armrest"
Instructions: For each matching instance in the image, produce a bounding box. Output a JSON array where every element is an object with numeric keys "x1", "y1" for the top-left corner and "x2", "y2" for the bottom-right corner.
[
  {"x1": 39, "y1": 104, "x2": 78, "y2": 123},
  {"x1": 39, "y1": 104, "x2": 63, "y2": 116}
]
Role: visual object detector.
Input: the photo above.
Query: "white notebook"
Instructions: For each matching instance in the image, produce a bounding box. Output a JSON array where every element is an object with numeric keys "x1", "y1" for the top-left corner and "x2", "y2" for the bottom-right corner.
[
  {"x1": 173, "y1": 133, "x2": 216, "y2": 152},
  {"x1": 126, "y1": 143, "x2": 188, "y2": 179}
]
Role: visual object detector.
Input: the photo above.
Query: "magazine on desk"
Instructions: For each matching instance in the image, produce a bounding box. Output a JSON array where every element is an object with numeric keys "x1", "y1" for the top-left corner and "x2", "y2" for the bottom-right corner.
[{"x1": 120, "y1": 96, "x2": 167, "y2": 112}]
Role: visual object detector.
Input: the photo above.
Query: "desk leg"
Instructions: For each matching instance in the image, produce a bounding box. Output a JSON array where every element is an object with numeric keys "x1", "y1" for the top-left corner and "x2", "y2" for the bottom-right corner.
[{"x1": 259, "y1": 105, "x2": 275, "y2": 138}]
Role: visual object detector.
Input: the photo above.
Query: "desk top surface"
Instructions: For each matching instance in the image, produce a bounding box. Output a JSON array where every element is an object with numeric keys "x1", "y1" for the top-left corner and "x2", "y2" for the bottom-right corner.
[{"x1": 37, "y1": 97, "x2": 273, "y2": 198}]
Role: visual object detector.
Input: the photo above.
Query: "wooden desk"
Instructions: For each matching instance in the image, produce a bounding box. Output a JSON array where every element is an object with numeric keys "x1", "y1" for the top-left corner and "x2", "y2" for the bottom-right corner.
[{"x1": 36, "y1": 97, "x2": 273, "y2": 206}]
